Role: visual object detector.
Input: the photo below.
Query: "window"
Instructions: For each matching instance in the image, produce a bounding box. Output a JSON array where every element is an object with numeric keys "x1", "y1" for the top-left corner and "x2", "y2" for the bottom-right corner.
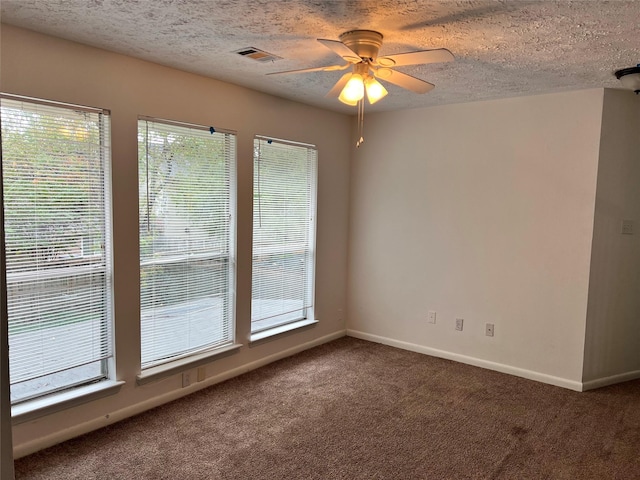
[
  {"x1": 1, "y1": 94, "x2": 112, "y2": 404},
  {"x1": 251, "y1": 136, "x2": 317, "y2": 335},
  {"x1": 138, "y1": 118, "x2": 236, "y2": 369}
]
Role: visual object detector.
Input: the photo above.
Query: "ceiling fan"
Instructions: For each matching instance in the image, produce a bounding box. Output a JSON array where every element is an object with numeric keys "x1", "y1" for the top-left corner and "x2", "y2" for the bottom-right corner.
[{"x1": 268, "y1": 30, "x2": 454, "y2": 106}]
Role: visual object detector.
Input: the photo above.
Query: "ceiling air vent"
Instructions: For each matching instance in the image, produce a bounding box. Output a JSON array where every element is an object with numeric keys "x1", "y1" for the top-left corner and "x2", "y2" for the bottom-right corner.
[{"x1": 233, "y1": 47, "x2": 282, "y2": 63}]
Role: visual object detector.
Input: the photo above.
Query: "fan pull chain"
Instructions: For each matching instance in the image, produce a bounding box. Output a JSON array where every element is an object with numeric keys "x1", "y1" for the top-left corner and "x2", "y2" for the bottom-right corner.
[{"x1": 356, "y1": 98, "x2": 365, "y2": 148}]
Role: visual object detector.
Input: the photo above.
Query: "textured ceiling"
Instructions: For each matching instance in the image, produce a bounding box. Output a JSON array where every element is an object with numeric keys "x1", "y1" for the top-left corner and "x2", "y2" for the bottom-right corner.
[{"x1": 2, "y1": 0, "x2": 640, "y2": 114}]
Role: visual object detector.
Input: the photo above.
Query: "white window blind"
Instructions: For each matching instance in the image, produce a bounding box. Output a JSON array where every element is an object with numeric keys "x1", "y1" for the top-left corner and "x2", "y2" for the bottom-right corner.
[
  {"x1": 1, "y1": 95, "x2": 112, "y2": 404},
  {"x1": 138, "y1": 118, "x2": 236, "y2": 368},
  {"x1": 252, "y1": 136, "x2": 317, "y2": 333}
]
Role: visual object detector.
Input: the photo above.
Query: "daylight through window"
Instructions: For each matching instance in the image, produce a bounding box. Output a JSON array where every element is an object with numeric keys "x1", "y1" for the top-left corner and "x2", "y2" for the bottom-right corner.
[
  {"x1": 1, "y1": 94, "x2": 113, "y2": 404},
  {"x1": 138, "y1": 118, "x2": 236, "y2": 368},
  {"x1": 251, "y1": 136, "x2": 317, "y2": 334}
]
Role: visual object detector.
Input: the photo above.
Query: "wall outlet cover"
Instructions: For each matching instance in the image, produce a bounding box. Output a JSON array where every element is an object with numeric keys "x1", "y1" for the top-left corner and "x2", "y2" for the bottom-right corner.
[{"x1": 455, "y1": 318, "x2": 464, "y2": 331}]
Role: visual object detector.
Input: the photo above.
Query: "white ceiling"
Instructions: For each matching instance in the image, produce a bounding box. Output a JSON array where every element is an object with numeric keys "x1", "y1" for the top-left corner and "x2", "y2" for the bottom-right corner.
[{"x1": 2, "y1": 0, "x2": 639, "y2": 114}]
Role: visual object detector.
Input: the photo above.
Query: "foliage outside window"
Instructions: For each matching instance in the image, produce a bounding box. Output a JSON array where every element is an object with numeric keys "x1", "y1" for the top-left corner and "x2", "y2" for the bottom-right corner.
[
  {"x1": 251, "y1": 136, "x2": 317, "y2": 334},
  {"x1": 1, "y1": 95, "x2": 113, "y2": 404},
  {"x1": 138, "y1": 118, "x2": 236, "y2": 368}
]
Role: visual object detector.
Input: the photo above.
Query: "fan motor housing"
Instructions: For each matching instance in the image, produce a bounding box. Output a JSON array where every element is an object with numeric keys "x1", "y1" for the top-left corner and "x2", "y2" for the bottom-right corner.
[{"x1": 339, "y1": 30, "x2": 383, "y2": 61}]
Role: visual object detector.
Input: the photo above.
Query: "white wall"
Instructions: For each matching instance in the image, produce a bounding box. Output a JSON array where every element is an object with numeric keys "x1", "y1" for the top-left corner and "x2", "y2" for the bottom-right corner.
[
  {"x1": 347, "y1": 90, "x2": 605, "y2": 388},
  {"x1": 583, "y1": 89, "x2": 640, "y2": 386},
  {"x1": 1, "y1": 25, "x2": 350, "y2": 456}
]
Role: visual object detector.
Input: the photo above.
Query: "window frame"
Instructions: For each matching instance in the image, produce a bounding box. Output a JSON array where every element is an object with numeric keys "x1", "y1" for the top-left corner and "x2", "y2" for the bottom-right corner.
[
  {"x1": 137, "y1": 116, "x2": 239, "y2": 377},
  {"x1": 1, "y1": 93, "x2": 115, "y2": 408},
  {"x1": 250, "y1": 135, "x2": 318, "y2": 340}
]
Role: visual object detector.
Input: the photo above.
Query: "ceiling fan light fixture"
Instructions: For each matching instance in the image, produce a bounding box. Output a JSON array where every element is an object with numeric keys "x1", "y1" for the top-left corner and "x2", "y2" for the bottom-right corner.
[
  {"x1": 339, "y1": 73, "x2": 365, "y2": 104},
  {"x1": 338, "y1": 96, "x2": 358, "y2": 106},
  {"x1": 615, "y1": 65, "x2": 640, "y2": 94},
  {"x1": 365, "y1": 77, "x2": 388, "y2": 104}
]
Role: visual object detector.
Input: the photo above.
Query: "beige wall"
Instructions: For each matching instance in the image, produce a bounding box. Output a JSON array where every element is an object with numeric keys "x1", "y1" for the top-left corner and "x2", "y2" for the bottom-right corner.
[
  {"x1": 583, "y1": 89, "x2": 640, "y2": 385},
  {"x1": 1, "y1": 25, "x2": 350, "y2": 456},
  {"x1": 347, "y1": 90, "x2": 605, "y2": 388}
]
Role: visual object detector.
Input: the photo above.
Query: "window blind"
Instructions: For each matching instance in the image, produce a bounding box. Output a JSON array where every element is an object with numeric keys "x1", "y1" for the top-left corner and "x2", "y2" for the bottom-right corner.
[
  {"x1": 1, "y1": 95, "x2": 112, "y2": 404},
  {"x1": 251, "y1": 136, "x2": 317, "y2": 333},
  {"x1": 138, "y1": 118, "x2": 236, "y2": 368}
]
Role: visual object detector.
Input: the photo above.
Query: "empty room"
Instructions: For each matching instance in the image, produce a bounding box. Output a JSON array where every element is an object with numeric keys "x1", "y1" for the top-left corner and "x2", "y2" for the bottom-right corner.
[{"x1": 1, "y1": 1, "x2": 640, "y2": 479}]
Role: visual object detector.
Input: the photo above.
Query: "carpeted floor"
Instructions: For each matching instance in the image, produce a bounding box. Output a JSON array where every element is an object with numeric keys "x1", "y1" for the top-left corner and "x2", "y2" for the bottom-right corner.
[{"x1": 13, "y1": 337, "x2": 640, "y2": 479}]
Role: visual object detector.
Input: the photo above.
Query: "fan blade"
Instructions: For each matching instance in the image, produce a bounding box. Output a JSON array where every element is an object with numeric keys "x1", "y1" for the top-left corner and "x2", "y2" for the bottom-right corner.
[
  {"x1": 326, "y1": 72, "x2": 353, "y2": 98},
  {"x1": 267, "y1": 64, "x2": 349, "y2": 75},
  {"x1": 373, "y1": 68, "x2": 435, "y2": 94},
  {"x1": 376, "y1": 49, "x2": 454, "y2": 67},
  {"x1": 318, "y1": 39, "x2": 362, "y2": 63}
]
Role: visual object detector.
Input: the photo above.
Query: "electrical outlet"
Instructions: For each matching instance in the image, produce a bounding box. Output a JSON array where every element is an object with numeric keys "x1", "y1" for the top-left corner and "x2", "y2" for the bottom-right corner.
[
  {"x1": 197, "y1": 367, "x2": 206, "y2": 382},
  {"x1": 428, "y1": 311, "x2": 437, "y2": 324},
  {"x1": 182, "y1": 372, "x2": 192, "y2": 388},
  {"x1": 455, "y1": 318, "x2": 464, "y2": 331},
  {"x1": 622, "y1": 220, "x2": 634, "y2": 235},
  {"x1": 337, "y1": 309, "x2": 344, "y2": 323},
  {"x1": 486, "y1": 323, "x2": 494, "y2": 337}
]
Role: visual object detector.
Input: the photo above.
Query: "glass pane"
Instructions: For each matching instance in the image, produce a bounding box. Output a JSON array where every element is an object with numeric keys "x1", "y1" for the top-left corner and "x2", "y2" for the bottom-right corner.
[
  {"x1": 251, "y1": 138, "x2": 316, "y2": 333},
  {"x1": 138, "y1": 120, "x2": 235, "y2": 367},
  {"x1": 1, "y1": 96, "x2": 112, "y2": 403}
]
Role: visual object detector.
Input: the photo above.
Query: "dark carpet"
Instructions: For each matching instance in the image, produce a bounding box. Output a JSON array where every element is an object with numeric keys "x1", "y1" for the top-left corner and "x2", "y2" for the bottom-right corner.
[{"x1": 13, "y1": 337, "x2": 640, "y2": 479}]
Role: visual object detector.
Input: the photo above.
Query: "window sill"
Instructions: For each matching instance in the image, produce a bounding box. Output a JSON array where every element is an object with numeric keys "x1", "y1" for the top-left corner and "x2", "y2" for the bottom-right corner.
[
  {"x1": 249, "y1": 318, "x2": 318, "y2": 344},
  {"x1": 136, "y1": 343, "x2": 243, "y2": 386},
  {"x1": 12, "y1": 379, "x2": 125, "y2": 425}
]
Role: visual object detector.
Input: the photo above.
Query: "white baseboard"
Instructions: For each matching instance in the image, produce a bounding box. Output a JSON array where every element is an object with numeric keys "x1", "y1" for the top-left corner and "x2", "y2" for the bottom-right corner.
[
  {"x1": 14, "y1": 329, "x2": 347, "y2": 458},
  {"x1": 582, "y1": 370, "x2": 640, "y2": 391},
  {"x1": 346, "y1": 329, "x2": 584, "y2": 392},
  {"x1": 20, "y1": 329, "x2": 636, "y2": 457}
]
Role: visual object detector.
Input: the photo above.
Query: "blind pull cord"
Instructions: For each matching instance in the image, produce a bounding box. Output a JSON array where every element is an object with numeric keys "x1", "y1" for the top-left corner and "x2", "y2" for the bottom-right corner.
[
  {"x1": 145, "y1": 122, "x2": 151, "y2": 232},
  {"x1": 257, "y1": 141, "x2": 262, "y2": 228}
]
